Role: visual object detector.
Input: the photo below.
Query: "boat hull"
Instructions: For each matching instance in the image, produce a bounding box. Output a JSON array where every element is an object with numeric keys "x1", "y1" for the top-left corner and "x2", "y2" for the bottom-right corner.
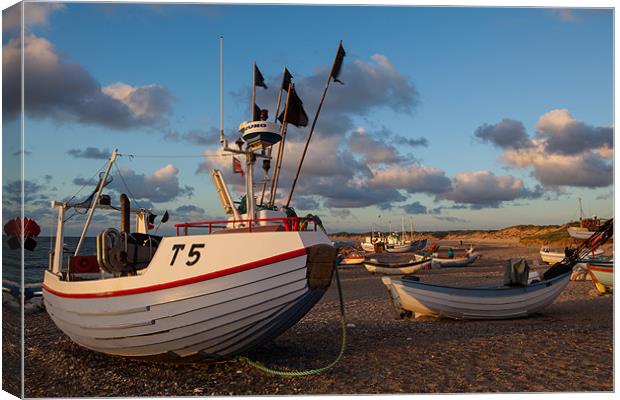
[
  {"x1": 361, "y1": 242, "x2": 376, "y2": 253},
  {"x1": 432, "y1": 253, "x2": 479, "y2": 268},
  {"x1": 364, "y1": 259, "x2": 431, "y2": 275},
  {"x1": 567, "y1": 227, "x2": 594, "y2": 240},
  {"x1": 382, "y1": 272, "x2": 571, "y2": 320},
  {"x1": 588, "y1": 261, "x2": 613, "y2": 293},
  {"x1": 42, "y1": 230, "x2": 336, "y2": 359},
  {"x1": 540, "y1": 248, "x2": 604, "y2": 264},
  {"x1": 339, "y1": 257, "x2": 364, "y2": 265}
]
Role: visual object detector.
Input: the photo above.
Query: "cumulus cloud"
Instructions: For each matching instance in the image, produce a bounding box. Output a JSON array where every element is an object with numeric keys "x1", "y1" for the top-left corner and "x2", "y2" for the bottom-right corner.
[
  {"x1": 535, "y1": 109, "x2": 613, "y2": 156},
  {"x1": 401, "y1": 201, "x2": 428, "y2": 214},
  {"x1": 439, "y1": 170, "x2": 543, "y2": 207},
  {"x1": 3, "y1": 34, "x2": 173, "y2": 128},
  {"x1": 502, "y1": 142, "x2": 613, "y2": 188},
  {"x1": 348, "y1": 128, "x2": 403, "y2": 165},
  {"x1": 367, "y1": 164, "x2": 452, "y2": 194},
  {"x1": 3, "y1": 3, "x2": 65, "y2": 34},
  {"x1": 165, "y1": 128, "x2": 222, "y2": 147},
  {"x1": 476, "y1": 110, "x2": 613, "y2": 189},
  {"x1": 108, "y1": 164, "x2": 194, "y2": 203},
  {"x1": 474, "y1": 118, "x2": 533, "y2": 149},
  {"x1": 67, "y1": 147, "x2": 112, "y2": 160}
]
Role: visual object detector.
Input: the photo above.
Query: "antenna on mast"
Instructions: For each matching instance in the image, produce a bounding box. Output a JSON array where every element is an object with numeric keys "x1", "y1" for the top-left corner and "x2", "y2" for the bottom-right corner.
[{"x1": 219, "y1": 36, "x2": 226, "y2": 146}]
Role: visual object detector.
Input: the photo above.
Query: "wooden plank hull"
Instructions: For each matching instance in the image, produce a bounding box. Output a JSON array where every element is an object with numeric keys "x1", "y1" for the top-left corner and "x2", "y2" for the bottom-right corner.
[
  {"x1": 588, "y1": 261, "x2": 613, "y2": 291},
  {"x1": 567, "y1": 227, "x2": 594, "y2": 240},
  {"x1": 42, "y1": 231, "x2": 335, "y2": 359},
  {"x1": 432, "y1": 253, "x2": 479, "y2": 268},
  {"x1": 364, "y1": 259, "x2": 431, "y2": 275},
  {"x1": 382, "y1": 272, "x2": 571, "y2": 320}
]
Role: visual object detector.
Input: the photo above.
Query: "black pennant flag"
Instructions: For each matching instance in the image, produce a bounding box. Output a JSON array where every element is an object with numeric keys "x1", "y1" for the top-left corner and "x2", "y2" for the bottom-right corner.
[
  {"x1": 254, "y1": 64, "x2": 267, "y2": 89},
  {"x1": 281, "y1": 68, "x2": 293, "y2": 91},
  {"x1": 278, "y1": 85, "x2": 308, "y2": 128},
  {"x1": 161, "y1": 211, "x2": 169, "y2": 224},
  {"x1": 330, "y1": 41, "x2": 346, "y2": 84},
  {"x1": 253, "y1": 103, "x2": 262, "y2": 121}
]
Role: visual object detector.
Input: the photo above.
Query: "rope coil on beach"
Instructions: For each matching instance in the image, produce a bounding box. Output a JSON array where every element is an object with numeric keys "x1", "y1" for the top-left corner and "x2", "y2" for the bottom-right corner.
[{"x1": 236, "y1": 267, "x2": 347, "y2": 376}]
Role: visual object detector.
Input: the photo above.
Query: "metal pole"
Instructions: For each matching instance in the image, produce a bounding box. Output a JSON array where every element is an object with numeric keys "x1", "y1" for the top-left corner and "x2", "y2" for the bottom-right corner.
[
  {"x1": 246, "y1": 153, "x2": 256, "y2": 220},
  {"x1": 219, "y1": 36, "x2": 225, "y2": 144},
  {"x1": 259, "y1": 67, "x2": 289, "y2": 205},
  {"x1": 268, "y1": 83, "x2": 293, "y2": 207},
  {"x1": 75, "y1": 148, "x2": 118, "y2": 256},
  {"x1": 251, "y1": 62, "x2": 256, "y2": 121},
  {"x1": 273, "y1": 67, "x2": 286, "y2": 123},
  {"x1": 285, "y1": 75, "x2": 332, "y2": 208}
]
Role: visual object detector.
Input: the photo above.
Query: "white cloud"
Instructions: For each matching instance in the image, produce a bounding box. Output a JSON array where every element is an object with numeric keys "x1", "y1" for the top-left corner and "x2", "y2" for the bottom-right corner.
[
  {"x1": 3, "y1": 34, "x2": 173, "y2": 128},
  {"x1": 439, "y1": 170, "x2": 542, "y2": 207}
]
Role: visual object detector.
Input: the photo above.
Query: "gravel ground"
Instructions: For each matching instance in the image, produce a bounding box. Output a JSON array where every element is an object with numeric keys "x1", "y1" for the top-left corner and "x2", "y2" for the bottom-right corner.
[{"x1": 22, "y1": 241, "x2": 613, "y2": 396}]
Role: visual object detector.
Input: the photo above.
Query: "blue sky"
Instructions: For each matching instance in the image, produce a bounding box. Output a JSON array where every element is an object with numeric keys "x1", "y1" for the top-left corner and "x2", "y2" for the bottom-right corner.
[{"x1": 2, "y1": 3, "x2": 614, "y2": 234}]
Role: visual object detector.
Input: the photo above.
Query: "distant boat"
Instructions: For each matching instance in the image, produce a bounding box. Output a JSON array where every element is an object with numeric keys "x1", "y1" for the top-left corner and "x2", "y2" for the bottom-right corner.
[
  {"x1": 340, "y1": 255, "x2": 365, "y2": 265},
  {"x1": 386, "y1": 239, "x2": 428, "y2": 253},
  {"x1": 540, "y1": 246, "x2": 604, "y2": 264},
  {"x1": 364, "y1": 257, "x2": 431, "y2": 275},
  {"x1": 431, "y1": 247, "x2": 479, "y2": 268},
  {"x1": 361, "y1": 241, "x2": 377, "y2": 253},
  {"x1": 381, "y1": 271, "x2": 571, "y2": 320},
  {"x1": 587, "y1": 259, "x2": 613, "y2": 294},
  {"x1": 567, "y1": 198, "x2": 607, "y2": 240}
]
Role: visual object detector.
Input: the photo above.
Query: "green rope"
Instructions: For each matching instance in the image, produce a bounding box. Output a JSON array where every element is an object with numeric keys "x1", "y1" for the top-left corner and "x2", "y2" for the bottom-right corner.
[{"x1": 236, "y1": 267, "x2": 346, "y2": 376}]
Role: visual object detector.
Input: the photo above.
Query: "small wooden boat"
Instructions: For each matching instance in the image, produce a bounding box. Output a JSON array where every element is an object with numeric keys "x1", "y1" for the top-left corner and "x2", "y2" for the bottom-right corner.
[
  {"x1": 361, "y1": 242, "x2": 376, "y2": 253},
  {"x1": 339, "y1": 253, "x2": 365, "y2": 265},
  {"x1": 382, "y1": 219, "x2": 614, "y2": 321},
  {"x1": 381, "y1": 271, "x2": 571, "y2": 320},
  {"x1": 540, "y1": 247, "x2": 604, "y2": 264},
  {"x1": 567, "y1": 198, "x2": 607, "y2": 240},
  {"x1": 364, "y1": 257, "x2": 431, "y2": 275},
  {"x1": 431, "y1": 247, "x2": 479, "y2": 268},
  {"x1": 587, "y1": 259, "x2": 613, "y2": 293},
  {"x1": 567, "y1": 227, "x2": 594, "y2": 240}
]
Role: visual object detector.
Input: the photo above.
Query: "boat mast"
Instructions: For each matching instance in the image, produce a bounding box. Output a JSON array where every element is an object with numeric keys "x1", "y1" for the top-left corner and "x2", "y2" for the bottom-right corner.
[
  {"x1": 401, "y1": 216, "x2": 405, "y2": 242},
  {"x1": 578, "y1": 197, "x2": 584, "y2": 222},
  {"x1": 410, "y1": 217, "x2": 414, "y2": 241},
  {"x1": 219, "y1": 36, "x2": 226, "y2": 146},
  {"x1": 74, "y1": 148, "x2": 118, "y2": 256}
]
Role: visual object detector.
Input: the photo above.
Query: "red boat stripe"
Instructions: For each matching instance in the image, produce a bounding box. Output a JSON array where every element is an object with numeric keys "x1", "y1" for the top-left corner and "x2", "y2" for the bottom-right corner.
[
  {"x1": 588, "y1": 266, "x2": 613, "y2": 273},
  {"x1": 42, "y1": 247, "x2": 309, "y2": 299}
]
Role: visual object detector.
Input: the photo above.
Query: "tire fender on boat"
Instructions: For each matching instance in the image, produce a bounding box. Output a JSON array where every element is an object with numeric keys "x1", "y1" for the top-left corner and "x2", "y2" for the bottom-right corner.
[{"x1": 306, "y1": 244, "x2": 338, "y2": 290}]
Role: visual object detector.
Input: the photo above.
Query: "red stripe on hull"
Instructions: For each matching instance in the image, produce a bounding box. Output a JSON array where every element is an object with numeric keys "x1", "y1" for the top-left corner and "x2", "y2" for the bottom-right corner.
[
  {"x1": 588, "y1": 266, "x2": 613, "y2": 273},
  {"x1": 42, "y1": 247, "x2": 309, "y2": 299}
]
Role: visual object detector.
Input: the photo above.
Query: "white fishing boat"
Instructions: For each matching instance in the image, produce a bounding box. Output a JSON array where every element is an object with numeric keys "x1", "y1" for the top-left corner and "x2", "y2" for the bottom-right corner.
[
  {"x1": 42, "y1": 42, "x2": 347, "y2": 360},
  {"x1": 567, "y1": 198, "x2": 607, "y2": 240},
  {"x1": 381, "y1": 271, "x2": 570, "y2": 320},
  {"x1": 431, "y1": 247, "x2": 479, "y2": 268},
  {"x1": 364, "y1": 257, "x2": 431, "y2": 275},
  {"x1": 540, "y1": 246, "x2": 604, "y2": 264},
  {"x1": 382, "y1": 219, "x2": 613, "y2": 321},
  {"x1": 386, "y1": 239, "x2": 427, "y2": 253},
  {"x1": 361, "y1": 241, "x2": 377, "y2": 253}
]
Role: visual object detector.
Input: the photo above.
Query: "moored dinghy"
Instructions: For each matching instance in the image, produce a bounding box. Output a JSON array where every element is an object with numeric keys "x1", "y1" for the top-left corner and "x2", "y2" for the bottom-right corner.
[
  {"x1": 431, "y1": 246, "x2": 479, "y2": 268},
  {"x1": 364, "y1": 257, "x2": 431, "y2": 275},
  {"x1": 381, "y1": 219, "x2": 613, "y2": 320},
  {"x1": 42, "y1": 42, "x2": 347, "y2": 360}
]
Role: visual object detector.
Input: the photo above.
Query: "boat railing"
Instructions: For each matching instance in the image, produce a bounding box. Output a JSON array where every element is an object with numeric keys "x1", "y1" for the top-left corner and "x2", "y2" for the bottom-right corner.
[{"x1": 175, "y1": 217, "x2": 319, "y2": 236}]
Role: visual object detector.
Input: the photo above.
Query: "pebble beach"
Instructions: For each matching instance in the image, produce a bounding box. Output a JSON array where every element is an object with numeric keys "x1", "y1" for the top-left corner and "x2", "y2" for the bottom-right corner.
[{"x1": 17, "y1": 240, "x2": 613, "y2": 396}]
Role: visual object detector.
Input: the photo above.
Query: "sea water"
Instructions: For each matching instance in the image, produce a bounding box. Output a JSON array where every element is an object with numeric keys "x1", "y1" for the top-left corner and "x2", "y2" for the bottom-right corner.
[{"x1": 3, "y1": 236, "x2": 97, "y2": 285}]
